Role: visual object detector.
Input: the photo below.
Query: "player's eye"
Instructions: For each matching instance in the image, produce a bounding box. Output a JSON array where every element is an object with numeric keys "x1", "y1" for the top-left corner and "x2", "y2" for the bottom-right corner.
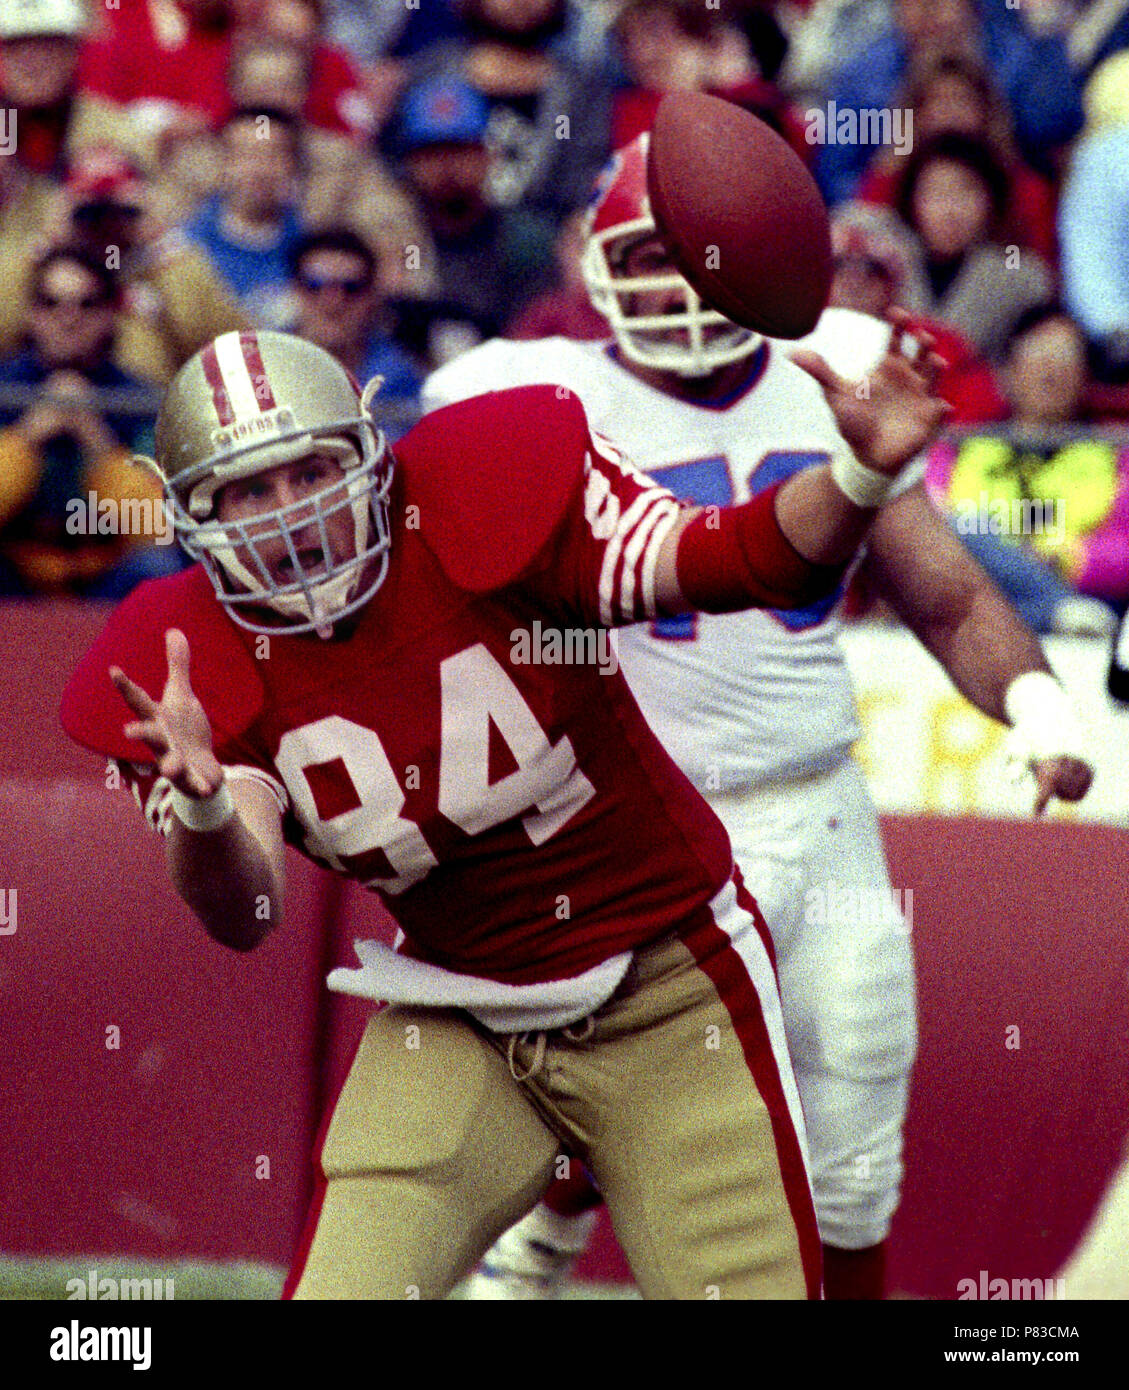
[{"x1": 230, "y1": 478, "x2": 269, "y2": 506}]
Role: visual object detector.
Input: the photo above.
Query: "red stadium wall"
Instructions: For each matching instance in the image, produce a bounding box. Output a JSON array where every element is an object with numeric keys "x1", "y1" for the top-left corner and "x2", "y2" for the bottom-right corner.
[{"x1": 3, "y1": 603, "x2": 1126, "y2": 1295}]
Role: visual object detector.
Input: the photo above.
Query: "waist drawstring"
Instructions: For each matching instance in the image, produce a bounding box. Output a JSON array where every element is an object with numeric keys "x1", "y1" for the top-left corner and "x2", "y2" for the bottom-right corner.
[
  {"x1": 507, "y1": 1030, "x2": 547, "y2": 1083},
  {"x1": 506, "y1": 1012, "x2": 596, "y2": 1082},
  {"x1": 563, "y1": 1014, "x2": 596, "y2": 1043}
]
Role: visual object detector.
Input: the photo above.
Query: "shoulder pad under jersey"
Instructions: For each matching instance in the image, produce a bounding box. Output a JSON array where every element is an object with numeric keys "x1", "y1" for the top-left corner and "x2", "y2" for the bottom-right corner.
[
  {"x1": 422, "y1": 337, "x2": 580, "y2": 412},
  {"x1": 395, "y1": 384, "x2": 590, "y2": 594},
  {"x1": 60, "y1": 565, "x2": 265, "y2": 763}
]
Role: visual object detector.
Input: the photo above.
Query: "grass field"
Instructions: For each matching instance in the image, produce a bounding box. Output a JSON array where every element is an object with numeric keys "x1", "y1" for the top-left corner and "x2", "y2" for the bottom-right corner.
[{"x1": 0, "y1": 1256, "x2": 638, "y2": 1300}]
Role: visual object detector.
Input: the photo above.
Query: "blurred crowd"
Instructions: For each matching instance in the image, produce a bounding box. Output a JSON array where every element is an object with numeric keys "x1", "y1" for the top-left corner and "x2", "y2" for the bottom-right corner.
[{"x1": 0, "y1": 0, "x2": 1127, "y2": 629}]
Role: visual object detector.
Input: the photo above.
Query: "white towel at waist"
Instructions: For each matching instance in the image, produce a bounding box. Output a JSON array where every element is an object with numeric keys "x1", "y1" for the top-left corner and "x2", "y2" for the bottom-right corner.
[{"x1": 327, "y1": 938, "x2": 633, "y2": 1034}]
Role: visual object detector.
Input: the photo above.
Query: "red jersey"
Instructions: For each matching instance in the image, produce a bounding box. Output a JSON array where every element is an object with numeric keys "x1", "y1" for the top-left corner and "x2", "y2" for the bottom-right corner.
[
  {"x1": 78, "y1": 1, "x2": 232, "y2": 124},
  {"x1": 62, "y1": 388, "x2": 740, "y2": 986}
]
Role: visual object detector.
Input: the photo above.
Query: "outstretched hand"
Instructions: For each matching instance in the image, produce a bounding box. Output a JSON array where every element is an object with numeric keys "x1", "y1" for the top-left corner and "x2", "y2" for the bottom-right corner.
[
  {"x1": 1031, "y1": 755, "x2": 1093, "y2": 816},
  {"x1": 789, "y1": 310, "x2": 952, "y2": 475},
  {"x1": 110, "y1": 628, "x2": 223, "y2": 799}
]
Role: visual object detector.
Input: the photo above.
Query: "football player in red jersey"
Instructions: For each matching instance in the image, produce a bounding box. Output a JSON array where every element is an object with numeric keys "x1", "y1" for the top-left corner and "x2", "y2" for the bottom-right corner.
[{"x1": 62, "y1": 325, "x2": 949, "y2": 1298}]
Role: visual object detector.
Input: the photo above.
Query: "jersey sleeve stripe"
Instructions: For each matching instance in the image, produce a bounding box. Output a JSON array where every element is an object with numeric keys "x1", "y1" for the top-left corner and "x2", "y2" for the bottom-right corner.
[
  {"x1": 143, "y1": 777, "x2": 175, "y2": 836},
  {"x1": 635, "y1": 500, "x2": 682, "y2": 619},
  {"x1": 619, "y1": 496, "x2": 681, "y2": 621},
  {"x1": 224, "y1": 764, "x2": 290, "y2": 814},
  {"x1": 597, "y1": 487, "x2": 674, "y2": 625}
]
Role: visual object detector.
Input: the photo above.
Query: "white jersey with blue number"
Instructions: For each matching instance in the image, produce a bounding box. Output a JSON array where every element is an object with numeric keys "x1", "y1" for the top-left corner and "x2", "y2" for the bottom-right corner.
[{"x1": 423, "y1": 329, "x2": 867, "y2": 789}]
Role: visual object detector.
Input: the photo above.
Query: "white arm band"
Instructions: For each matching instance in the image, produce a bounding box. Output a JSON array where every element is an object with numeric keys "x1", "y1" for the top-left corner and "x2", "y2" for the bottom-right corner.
[
  {"x1": 1003, "y1": 670, "x2": 1087, "y2": 768},
  {"x1": 169, "y1": 780, "x2": 236, "y2": 833},
  {"x1": 830, "y1": 452, "x2": 898, "y2": 509}
]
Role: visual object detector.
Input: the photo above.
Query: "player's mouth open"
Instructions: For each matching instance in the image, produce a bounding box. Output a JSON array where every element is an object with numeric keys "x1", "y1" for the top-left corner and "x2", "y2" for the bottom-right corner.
[{"x1": 275, "y1": 546, "x2": 330, "y2": 582}]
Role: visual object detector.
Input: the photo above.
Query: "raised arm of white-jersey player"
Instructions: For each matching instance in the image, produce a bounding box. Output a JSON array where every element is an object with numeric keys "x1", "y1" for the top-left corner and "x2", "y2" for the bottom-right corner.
[
  {"x1": 865, "y1": 486, "x2": 1050, "y2": 717},
  {"x1": 864, "y1": 485, "x2": 1093, "y2": 812}
]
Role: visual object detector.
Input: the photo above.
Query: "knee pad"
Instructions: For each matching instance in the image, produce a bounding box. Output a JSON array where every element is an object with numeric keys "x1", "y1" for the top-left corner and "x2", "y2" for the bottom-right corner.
[{"x1": 788, "y1": 922, "x2": 919, "y2": 1082}]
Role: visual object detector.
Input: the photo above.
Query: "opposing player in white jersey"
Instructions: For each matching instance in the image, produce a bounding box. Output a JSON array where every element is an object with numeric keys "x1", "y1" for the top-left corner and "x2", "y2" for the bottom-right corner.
[{"x1": 422, "y1": 135, "x2": 1093, "y2": 1299}]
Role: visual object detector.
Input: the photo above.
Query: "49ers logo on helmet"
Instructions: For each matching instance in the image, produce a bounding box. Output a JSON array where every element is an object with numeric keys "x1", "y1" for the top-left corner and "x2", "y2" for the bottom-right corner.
[
  {"x1": 200, "y1": 332, "x2": 278, "y2": 427},
  {"x1": 212, "y1": 407, "x2": 296, "y2": 452}
]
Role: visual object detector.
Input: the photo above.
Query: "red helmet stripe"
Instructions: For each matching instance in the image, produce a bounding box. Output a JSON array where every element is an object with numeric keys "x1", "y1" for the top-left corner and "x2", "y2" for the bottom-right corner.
[
  {"x1": 240, "y1": 332, "x2": 277, "y2": 412},
  {"x1": 200, "y1": 341, "x2": 236, "y2": 426}
]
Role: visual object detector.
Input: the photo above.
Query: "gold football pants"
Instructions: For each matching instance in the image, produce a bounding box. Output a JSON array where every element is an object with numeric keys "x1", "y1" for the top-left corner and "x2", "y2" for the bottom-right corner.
[{"x1": 288, "y1": 880, "x2": 821, "y2": 1299}]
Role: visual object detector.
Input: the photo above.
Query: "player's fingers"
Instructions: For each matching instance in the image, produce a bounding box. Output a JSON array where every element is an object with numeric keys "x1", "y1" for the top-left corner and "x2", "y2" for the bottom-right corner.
[
  {"x1": 886, "y1": 307, "x2": 913, "y2": 336},
  {"x1": 919, "y1": 348, "x2": 949, "y2": 394},
  {"x1": 159, "y1": 749, "x2": 188, "y2": 787},
  {"x1": 183, "y1": 763, "x2": 217, "y2": 799},
  {"x1": 787, "y1": 348, "x2": 848, "y2": 395},
  {"x1": 123, "y1": 719, "x2": 170, "y2": 752},
  {"x1": 1031, "y1": 757, "x2": 1089, "y2": 814},
  {"x1": 164, "y1": 628, "x2": 194, "y2": 693},
  {"x1": 1032, "y1": 763, "x2": 1056, "y2": 816},
  {"x1": 110, "y1": 666, "x2": 160, "y2": 719},
  {"x1": 1055, "y1": 757, "x2": 1094, "y2": 802}
]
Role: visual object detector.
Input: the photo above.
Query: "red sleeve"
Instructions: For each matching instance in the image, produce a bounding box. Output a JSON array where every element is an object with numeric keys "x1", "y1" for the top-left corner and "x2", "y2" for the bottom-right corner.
[
  {"x1": 673, "y1": 483, "x2": 847, "y2": 614},
  {"x1": 1009, "y1": 167, "x2": 1059, "y2": 264},
  {"x1": 524, "y1": 430, "x2": 684, "y2": 628},
  {"x1": 304, "y1": 44, "x2": 377, "y2": 138}
]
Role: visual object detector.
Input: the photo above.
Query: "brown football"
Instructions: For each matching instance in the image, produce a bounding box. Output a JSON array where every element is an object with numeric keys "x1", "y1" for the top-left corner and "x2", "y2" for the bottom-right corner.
[{"x1": 646, "y1": 92, "x2": 832, "y2": 339}]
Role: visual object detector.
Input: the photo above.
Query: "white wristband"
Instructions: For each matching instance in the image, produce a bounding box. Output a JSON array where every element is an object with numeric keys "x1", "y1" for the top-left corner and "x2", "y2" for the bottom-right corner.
[
  {"x1": 1003, "y1": 671, "x2": 1086, "y2": 771},
  {"x1": 830, "y1": 452, "x2": 897, "y2": 509},
  {"x1": 169, "y1": 779, "x2": 235, "y2": 833}
]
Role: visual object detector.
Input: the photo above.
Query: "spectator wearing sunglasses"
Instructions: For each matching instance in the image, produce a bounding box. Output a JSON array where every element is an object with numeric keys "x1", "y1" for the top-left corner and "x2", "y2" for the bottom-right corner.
[
  {"x1": 289, "y1": 229, "x2": 422, "y2": 439},
  {"x1": 0, "y1": 247, "x2": 187, "y2": 599}
]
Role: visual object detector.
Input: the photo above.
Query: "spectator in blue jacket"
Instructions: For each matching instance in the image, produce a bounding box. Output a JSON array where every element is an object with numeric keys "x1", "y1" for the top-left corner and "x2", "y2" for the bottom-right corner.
[
  {"x1": 1059, "y1": 121, "x2": 1129, "y2": 383},
  {"x1": 183, "y1": 107, "x2": 305, "y2": 330},
  {"x1": 815, "y1": 0, "x2": 1084, "y2": 206}
]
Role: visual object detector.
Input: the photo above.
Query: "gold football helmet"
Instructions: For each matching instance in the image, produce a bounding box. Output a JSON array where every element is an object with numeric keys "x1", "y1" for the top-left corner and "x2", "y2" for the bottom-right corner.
[{"x1": 150, "y1": 330, "x2": 393, "y2": 636}]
